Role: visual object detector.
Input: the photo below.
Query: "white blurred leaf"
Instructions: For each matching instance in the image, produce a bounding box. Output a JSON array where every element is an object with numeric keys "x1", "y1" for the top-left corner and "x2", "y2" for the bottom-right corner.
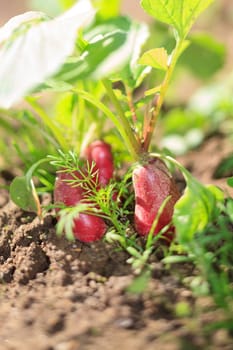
[
  {"x1": 93, "y1": 21, "x2": 149, "y2": 80},
  {"x1": 0, "y1": 0, "x2": 95, "y2": 109},
  {"x1": 0, "y1": 12, "x2": 46, "y2": 43}
]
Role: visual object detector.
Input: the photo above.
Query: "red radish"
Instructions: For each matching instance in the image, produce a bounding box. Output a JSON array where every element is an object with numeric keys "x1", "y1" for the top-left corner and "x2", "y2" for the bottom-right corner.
[
  {"x1": 54, "y1": 171, "x2": 84, "y2": 207},
  {"x1": 54, "y1": 141, "x2": 115, "y2": 242},
  {"x1": 84, "y1": 140, "x2": 114, "y2": 186},
  {"x1": 73, "y1": 213, "x2": 106, "y2": 242},
  {"x1": 133, "y1": 157, "x2": 180, "y2": 238},
  {"x1": 54, "y1": 170, "x2": 106, "y2": 242}
]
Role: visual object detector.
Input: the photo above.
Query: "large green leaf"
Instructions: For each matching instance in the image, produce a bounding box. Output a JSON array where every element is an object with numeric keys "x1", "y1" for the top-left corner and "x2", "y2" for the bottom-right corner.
[
  {"x1": 44, "y1": 17, "x2": 149, "y2": 88},
  {"x1": 54, "y1": 31, "x2": 127, "y2": 82},
  {"x1": 141, "y1": 0, "x2": 214, "y2": 39},
  {"x1": 0, "y1": 0, "x2": 95, "y2": 109},
  {"x1": 174, "y1": 182, "x2": 223, "y2": 244}
]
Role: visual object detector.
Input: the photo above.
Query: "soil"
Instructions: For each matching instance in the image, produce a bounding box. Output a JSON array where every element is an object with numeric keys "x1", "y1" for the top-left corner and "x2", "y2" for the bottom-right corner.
[{"x1": 0, "y1": 135, "x2": 233, "y2": 350}]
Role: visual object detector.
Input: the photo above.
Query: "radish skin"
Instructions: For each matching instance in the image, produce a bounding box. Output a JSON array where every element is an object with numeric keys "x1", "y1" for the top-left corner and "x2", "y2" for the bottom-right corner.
[
  {"x1": 133, "y1": 158, "x2": 180, "y2": 237},
  {"x1": 54, "y1": 170, "x2": 106, "y2": 242}
]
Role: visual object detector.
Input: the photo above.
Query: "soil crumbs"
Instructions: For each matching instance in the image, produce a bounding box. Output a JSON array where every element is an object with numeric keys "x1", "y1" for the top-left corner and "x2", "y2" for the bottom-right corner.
[{"x1": 0, "y1": 135, "x2": 233, "y2": 350}]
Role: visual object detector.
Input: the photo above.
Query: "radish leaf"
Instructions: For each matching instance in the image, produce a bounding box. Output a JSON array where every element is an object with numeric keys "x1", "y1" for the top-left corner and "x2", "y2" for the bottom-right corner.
[
  {"x1": 141, "y1": 0, "x2": 214, "y2": 39},
  {"x1": 46, "y1": 17, "x2": 149, "y2": 89},
  {"x1": 174, "y1": 182, "x2": 223, "y2": 244},
  {"x1": 139, "y1": 48, "x2": 168, "y2": 71},
  {"x1": 10, "y1": 176, "x2": 39, "y2": 214}
]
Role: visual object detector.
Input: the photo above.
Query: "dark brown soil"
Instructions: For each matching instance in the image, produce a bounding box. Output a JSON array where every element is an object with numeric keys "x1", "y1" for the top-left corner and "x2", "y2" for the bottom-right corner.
[{"x1": 0, "y1": 135, "x2": 233, "y2": 350}]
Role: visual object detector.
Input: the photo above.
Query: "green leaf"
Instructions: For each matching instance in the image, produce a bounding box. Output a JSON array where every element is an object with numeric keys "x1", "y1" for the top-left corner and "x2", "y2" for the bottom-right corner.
[
  {"x1": 50, "y1": 17, "x2": 149, "y2": 87},
  {"x1": 124, "y1": 64, "x2": 151, "y2": 90},
  {"x1": 174, "y1": 182, "x2": 211, "y2": 243},
  {"x1": 10, "y1": 176, "x2": 38, "y2": 213},
  {"x1": 179, "y1": 33, "x2": 226, "y2": 79},
  {"x1": 141, "y1": 0, "x2": 214, "y2": 39},
  {"x1": 54, "y1": 32, "x2": 127, "y2": 82},
  {"x1": 0, "y1": 0, "x2": 95, "y2": 108},
  {"x1": 139, "y1": 48, "x2": 168, "y2": 71},
  {"x1": 174, "y1": 177, "x2": 224, "y2": 244},
  {"x1": 111, "y1": 19, "x2": 149, "y2": 89},
  {"x1": 9, "y1": 158, "x2": 50, "y2": 214}
]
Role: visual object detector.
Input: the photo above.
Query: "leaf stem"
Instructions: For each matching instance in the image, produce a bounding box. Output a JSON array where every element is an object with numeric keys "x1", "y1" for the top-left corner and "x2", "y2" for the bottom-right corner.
[
  {"x1": 25, "y1": 157, "x2": 52, "y2": 184},
  {"x1": 102, "y1": 79, "x2": 141, "y2": 160},
  {"x1": 142, "y1": 40, "x2": 183, "y2": 152},
  {"x1": 125, "y1": 85, "x2": 138, "y2": 124},
  {"x1": 75, "y1": 84, "x2": 140, "y2": 160}
]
